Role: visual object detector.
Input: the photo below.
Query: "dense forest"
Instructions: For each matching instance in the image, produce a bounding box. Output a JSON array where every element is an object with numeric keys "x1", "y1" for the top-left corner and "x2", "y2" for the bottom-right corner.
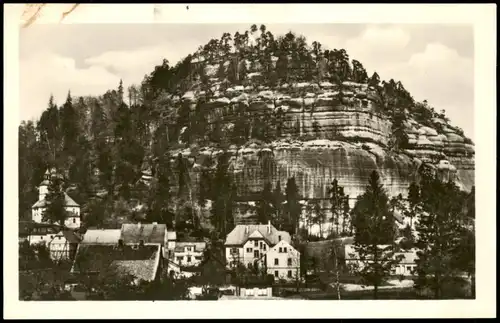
[{"x1": 19, "y1": 24, "x2": 472, "y2": 237}]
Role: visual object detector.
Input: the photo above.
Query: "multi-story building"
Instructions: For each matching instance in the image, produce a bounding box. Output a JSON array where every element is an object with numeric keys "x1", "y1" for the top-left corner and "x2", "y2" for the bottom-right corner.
[
  {"x1": 224, "y1": 221, "x2": 300, "y2": 281},
  {"x1": 173, "y1": 242, "x2": 207, "y2": 267},
  {"x1": 31, "y1": 168, "x2": 81, "y2": 229},
  {"x1": 258, "y1": 240, "x2": 301, "y2": 281}
]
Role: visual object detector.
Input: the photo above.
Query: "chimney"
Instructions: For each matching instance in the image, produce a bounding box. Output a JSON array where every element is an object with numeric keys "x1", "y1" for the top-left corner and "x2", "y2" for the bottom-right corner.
[
  {"x1": 137, "y1": 222, "x2": 141, "y2": 229},
  {"x1": 245, "y1": 225, "x2": 249, "y2": 234},
  {"x1": 267, "y1": 220, "x2": 271, "y2": 233}
]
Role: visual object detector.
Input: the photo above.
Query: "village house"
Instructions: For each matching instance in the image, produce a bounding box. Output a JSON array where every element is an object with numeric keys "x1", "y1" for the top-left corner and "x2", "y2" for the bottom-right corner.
[
  {"x1": 81, "y1": 228, "x2": 121, "y2": 245},
  {"x1": 257, "y1": 240, "x2": 301, "y2": 281},
  {"x1": 392, "y1": 249, "x2": 418, "y2": 276},
  {"x1": 31, "y1": 168, "x2": 81, "y2": 229},
  {"x1": 19, "y1": 220, "x2": 81, "y2": 261},
  {"x1": 47, "y1": 230, "x2": 82, "y2": 261},
  {"x1": 119, "y1": 222, "x2": 173, "y2": 259},
  {"x1": 70, "y1": 243, "x2": 163, "y2": 285},
  {"x1": 20, "y1": 221, "x2": 61, "y2": 245},
  {"x1": 224, "y1": 221, "x2": 300, "y2": 282},
  {"x1": 344, "y1": 243, "x2": 418, "y2": 277},
  {"x1": 173, "y1": 241, "x2": 207, "y2": 267}
]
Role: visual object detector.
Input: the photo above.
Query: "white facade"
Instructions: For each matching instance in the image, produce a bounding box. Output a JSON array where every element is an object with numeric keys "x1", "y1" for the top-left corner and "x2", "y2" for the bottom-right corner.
[
  {"x1": 260, "y1": 240, "x2": 300, "y2": 281},
  {"x1": 31, "y1": 171, "x2": 81, "y2": 229},
  {"x1": 345, "y1": 244, "x2": 418, "y2": 277},
  {"x1": 174, "y1": 244, "x2": 205, "y2": 267}
]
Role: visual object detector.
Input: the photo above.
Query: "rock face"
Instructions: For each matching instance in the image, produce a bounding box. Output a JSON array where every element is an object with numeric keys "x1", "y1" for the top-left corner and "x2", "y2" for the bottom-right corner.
[{"x1": 168, "y1": 78, "x2": 474, "y2": 207}]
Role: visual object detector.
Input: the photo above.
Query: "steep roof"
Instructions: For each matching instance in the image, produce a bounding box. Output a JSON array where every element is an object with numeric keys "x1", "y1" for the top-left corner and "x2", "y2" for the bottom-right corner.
[
  {"x1": 224, "y1": 223, "x2": 291, "y2": 246},
  {"x1": 81, "y1": 229, "x2": 121, "y2": 244},
  {"x1": 120, "y1": 223, "x2": 167, "y2": 244},
  {"x1": 50, "y1": 230, "x2": 82, "y2": 244},
  {"x1": 32, "y1": 192, "x2": 80, "y2": 209},
  {"x1": 71, "y1": 244, "x2": 161, "y2": 282}
]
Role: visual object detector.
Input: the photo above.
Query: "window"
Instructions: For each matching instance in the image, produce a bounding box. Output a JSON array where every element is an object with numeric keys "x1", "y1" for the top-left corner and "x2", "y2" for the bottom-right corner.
[
  {"x1": 254, "y1": 250, "x2": 259, "y2": 258},
  {"x1": 187, "y1": 256, "x2": 192, "y2": 263},
  {"x1": 231, "y1": 248, "x2": 238, "y2": 254},
  {"x1": 287, "y1": 258, "x2": 292, "y2": 266},
  {"x1": 245, "y1": 289, "x2": 254, "y2": 296},
  {"x1": 263, "y1": 244, "x2": 266, "y2": 251},
  {"x1": 284, "y1": 247, "x2": 287, "y2": 253},
  {"x1": 246, "y1": 248, "x2": 252, "y2": 253},
  {"x1": 274, "y1": 258, "x2": 279, "y2": 266},
  {"x1": 279, "y1": 247, "x2": 282, "y2": 253},
  {"x1": 274, "y1": 270, "x2": 279, "y2": 278},
  {"x1": 177, "y1": 257, "x2": 183, "y2": 262},
  {"x1": 73, "y1": 218, "x2": 76, "y2": 223},
  {"x1": 247, "y1": 263, "x2": 252, "y2": 269},
  {"x1": 406, "y1": 266, "x2": 412, "y2": 272},
  {"x1": 254, "y1": 240, "x2": 258, "y2": 247},
  {"x1": 288, "y1": 270, "x2": 292, "y2": 278},
  {"x1": 258, "y1": 288, "x2": 268, "y2": 296},
  {"x1": 195, "y1": 256, "x2": 202, "y2": 260}
]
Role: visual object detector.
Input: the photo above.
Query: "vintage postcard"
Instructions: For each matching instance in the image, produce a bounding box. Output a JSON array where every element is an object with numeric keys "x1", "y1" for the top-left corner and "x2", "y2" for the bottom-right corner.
[{"x1": 3, "y1": 3, "x2": 496, "y2": 319}]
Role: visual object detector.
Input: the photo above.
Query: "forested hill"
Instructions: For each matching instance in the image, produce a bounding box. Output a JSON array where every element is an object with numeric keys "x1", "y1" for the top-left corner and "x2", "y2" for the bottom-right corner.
[{"x1": 19, "y1": 24, "x2": 474, "y2": 232}]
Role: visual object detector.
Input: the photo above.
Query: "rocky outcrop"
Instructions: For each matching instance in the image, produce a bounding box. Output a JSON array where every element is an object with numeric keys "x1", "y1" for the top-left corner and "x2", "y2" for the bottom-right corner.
[{"x1": 167, "y1": 77, "x2": 474, "y2": 206}]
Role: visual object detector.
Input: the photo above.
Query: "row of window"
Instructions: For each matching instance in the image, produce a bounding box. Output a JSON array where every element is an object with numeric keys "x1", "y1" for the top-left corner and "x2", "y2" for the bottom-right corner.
[
  {"x1": 274, "y1": 258, "x2": 293, "y2": 266},
  {"x1": 274, "y1": 270, "x2": 293, "y2": 278},
  {"x1": 176, "y1": 256, "x2": 202, "y2": 263}
]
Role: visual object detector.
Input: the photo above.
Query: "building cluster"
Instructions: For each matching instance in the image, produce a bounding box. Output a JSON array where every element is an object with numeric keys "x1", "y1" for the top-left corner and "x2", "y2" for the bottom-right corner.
[{"x1": 20, "y1": 168, "x2": 418, "y2": 299}]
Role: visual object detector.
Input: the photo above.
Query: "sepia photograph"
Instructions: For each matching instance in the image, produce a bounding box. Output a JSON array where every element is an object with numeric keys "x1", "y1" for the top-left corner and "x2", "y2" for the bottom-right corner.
[{"x1": 4, "y1": 3, "x2": 496, "y2": 319}]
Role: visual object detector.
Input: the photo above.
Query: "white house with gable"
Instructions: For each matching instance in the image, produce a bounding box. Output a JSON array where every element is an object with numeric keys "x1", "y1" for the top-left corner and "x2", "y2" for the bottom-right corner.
[
  {"x1": 257, "y1": 240, "x2": 301, "y2": 281},
  {"x1": 224, "y1": 221, "x2": 300, "y2": 281},
  {"x1": 31, "y1": 168, "x2": 81, "y2": 229}
]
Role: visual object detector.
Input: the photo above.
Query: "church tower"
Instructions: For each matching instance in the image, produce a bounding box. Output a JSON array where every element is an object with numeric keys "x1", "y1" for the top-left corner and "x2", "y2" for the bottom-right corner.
[{"x1": 39, "y1": 169, "x2": 51, "y2": 201}]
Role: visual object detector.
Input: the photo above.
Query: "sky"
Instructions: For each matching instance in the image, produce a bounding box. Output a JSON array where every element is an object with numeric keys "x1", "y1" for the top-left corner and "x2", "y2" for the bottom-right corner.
[{"x1": 19, "y1": 23, "x2": 475, "y2": 140}]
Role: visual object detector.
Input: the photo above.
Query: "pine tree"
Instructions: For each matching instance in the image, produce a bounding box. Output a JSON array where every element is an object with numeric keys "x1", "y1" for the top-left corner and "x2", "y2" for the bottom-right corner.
[
  {"x1": 328, "y1": 179, "x2": 345, "y2": 236},
  {"x1": 407, "y1": 181, "x2": 420, "y2": 227},
  {"x1": 43, "y1": 172, "x2": 67, "y2": 226},
  {"x1": 341, "y1": 196, "x2": 350, "y2": 235},
  {"x1": 285, "y1": 177, "x2": 301, "y2": 234},
  {"x1": 257, "y1": 182, "x2": 274, "y2": 224},
  {"x1": 147, "y1": 154, "x2": 173, "y2": 226},
  {"x1": 351, "y1": 171, "x2": 400, "y2": 299},
  {"x1": 61, "y1": 91, "x2": 80, "y2": 157},
  {"x1": 413, "y1": 174, "x2": 466, "y2": 299},
  {"x1": 272, "y1": 181, "x2": 285, "y2": 229}
]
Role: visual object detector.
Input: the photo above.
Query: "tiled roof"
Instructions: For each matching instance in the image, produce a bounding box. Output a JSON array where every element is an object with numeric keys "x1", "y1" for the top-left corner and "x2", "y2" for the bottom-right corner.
[
  {"x1": 81, "y1": 229, "x2": 121, "y2": 244},
  {"x1": 32, "y1": 193, "x2": 80, "y2": 209},
  {"x1": 174, "y1": 242, "x2": 207, "y2": 252},
  {"x1": 50, "y1": 230, "x2": 82, "y2": 244},
  {"x1": 120, "y1": 223, "x2": 167, "y2": 244},
  {"x1": 224, "y1": 223, "x2": 291, "y2": 246},
  {"x1": 112, "y1": 260, "x2": 158, "y2": 282},
  {"x1": 71, "y1": 244, "x2": 161, "y2": 282},
  {"x1": 19, "y1": 221, "x2": 62, "y2": 236}
]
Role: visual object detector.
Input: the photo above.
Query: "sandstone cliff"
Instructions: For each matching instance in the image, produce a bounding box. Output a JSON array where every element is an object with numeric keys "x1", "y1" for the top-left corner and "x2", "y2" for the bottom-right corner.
[{"x1": 142, "y1": 26, "x2": 474, "y2": 216}]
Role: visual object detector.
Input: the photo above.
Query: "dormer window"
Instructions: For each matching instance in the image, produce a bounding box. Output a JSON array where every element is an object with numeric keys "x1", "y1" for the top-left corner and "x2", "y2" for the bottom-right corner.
[{"x1": 118, "y1": 239, "x2": 124, "y2": 247}]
